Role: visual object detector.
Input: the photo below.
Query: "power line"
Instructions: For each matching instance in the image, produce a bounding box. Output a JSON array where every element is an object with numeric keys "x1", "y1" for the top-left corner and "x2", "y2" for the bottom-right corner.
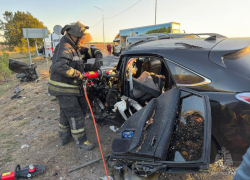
[
  {"x1": 88, "y1": 0, "x2": 142, "y2": 29},
  {"x1": 90, "y1": 19, "x2": 103, "y2": 28},
  {"x1": 105, "y1": 0, "x2": 142, "y2": 20}
]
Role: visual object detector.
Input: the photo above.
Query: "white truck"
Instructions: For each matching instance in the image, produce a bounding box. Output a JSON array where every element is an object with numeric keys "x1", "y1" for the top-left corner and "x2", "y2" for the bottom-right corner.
[{"x1": 35, "y1": 33, "x2": 64, "y2": 59}]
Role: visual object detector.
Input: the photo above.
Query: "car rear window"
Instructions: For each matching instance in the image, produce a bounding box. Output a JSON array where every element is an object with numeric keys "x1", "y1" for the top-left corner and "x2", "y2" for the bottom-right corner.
[{"x1": 223, "y1": 46, "x2": 250, "y2": 79}]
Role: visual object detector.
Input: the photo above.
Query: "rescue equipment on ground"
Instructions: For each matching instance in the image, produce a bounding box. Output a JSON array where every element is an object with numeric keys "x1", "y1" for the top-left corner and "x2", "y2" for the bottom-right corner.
[{"x1": 0, "y1": 164, "x2": 46, "y2": 180}]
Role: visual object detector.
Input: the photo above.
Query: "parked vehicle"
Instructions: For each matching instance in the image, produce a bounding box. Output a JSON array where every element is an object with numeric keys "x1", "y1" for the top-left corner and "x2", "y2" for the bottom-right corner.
[
  {"x1": 35, "y1": 33, "x2": 64, "y2": 59},
  {"x1": 87, "y1": 33, "x2": 250, "y2": 176},
  {"x1": 113, "y1": 22, "x2": 181, "y2": 56}
]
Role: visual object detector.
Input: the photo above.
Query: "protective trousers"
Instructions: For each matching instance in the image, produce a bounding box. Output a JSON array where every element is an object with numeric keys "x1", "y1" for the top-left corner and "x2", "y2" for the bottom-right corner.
[{"x1": 57, "y1": 95, "x2": 88, "y2": 144}]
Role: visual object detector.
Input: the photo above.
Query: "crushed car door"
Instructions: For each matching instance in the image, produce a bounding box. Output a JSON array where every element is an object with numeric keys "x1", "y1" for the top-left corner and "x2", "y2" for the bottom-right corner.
[{"x1": 111, "y1": 87, "x2": 211, "y2": 176}]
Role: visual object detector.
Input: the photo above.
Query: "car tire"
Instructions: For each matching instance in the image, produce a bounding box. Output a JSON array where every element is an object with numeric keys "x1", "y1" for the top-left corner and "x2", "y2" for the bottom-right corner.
[{"x1": 210, "y1": 136, "x2": 221, "y2": 163}]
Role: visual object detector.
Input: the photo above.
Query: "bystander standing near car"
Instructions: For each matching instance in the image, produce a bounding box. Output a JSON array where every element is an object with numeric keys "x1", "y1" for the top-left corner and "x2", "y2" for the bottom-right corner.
[{"x1": 107, "y1": 44, "x2": 112, "y2": 56}]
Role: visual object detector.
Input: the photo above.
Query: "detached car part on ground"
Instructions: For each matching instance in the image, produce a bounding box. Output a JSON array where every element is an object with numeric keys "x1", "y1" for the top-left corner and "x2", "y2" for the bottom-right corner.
[
  {"x1": 9, "y1": 59, "x2": 39, "y2": 82},
  {"x1": 84, "y1": 33, "x2": 250, "y2": 176}
]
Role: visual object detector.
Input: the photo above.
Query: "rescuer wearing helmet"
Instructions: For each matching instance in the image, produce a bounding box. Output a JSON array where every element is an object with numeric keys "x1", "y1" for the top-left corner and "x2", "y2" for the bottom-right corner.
[{"x1": 48, "y1": 21, "x2": 103, "y2": 150}]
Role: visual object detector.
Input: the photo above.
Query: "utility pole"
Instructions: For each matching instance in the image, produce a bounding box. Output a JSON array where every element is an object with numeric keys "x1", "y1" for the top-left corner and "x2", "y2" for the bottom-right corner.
[
  {"x1": 155, "y1": 0, "x2": 157, "y2": 25},
  {"x1": 94, "y1": 6, "x2": 105, "y2": 51}
]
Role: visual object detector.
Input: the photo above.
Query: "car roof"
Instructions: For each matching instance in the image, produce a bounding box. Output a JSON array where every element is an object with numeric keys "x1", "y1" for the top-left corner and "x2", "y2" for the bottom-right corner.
[
  {"x1": 126, "y1": 33, "x2": 197, "y2": 39},
  {"x1": 124, "y1": 37, "x2": 225, "y2": 53},
  {"x1": 127, "y1": 35, "x2": 157, "y2": 39}
]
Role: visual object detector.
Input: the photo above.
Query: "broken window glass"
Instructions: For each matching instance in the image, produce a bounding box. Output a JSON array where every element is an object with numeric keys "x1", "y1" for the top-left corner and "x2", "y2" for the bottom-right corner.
[{"x1": 167, "y1": 95, "x2": 205, "y2": 162}]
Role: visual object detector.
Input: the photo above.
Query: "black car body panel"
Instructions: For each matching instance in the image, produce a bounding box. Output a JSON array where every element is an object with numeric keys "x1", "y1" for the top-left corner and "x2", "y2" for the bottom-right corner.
[
  {"x1": 205, "y1": 92, "x2": 250, "y2": 164},
  {"x1": 209, "y1": 38, "x2": 250, "y2": 68}
]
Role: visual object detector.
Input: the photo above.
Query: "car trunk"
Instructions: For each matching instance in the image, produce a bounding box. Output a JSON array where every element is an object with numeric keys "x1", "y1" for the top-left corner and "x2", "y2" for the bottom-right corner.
[{"x1": 110, "y1": 87, "x2": 211, "y2": 176}]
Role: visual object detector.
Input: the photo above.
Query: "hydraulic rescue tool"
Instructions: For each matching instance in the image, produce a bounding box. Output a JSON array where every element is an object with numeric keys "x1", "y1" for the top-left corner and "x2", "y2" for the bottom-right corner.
[
  {"x1": 0, "y1": 164, "x2": 46, "y2": 180},
  {"x1": 82, "y1": 69, "x2": 118, "y2": 79}
]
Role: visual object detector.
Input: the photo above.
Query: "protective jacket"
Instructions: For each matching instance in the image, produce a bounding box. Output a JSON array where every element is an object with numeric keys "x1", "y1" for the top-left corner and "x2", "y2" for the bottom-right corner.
[
  {"x1": 48, "y1": 35, "x2": 103, "y2": 96},
  {"x1": 49, "y1": 34, "x2": 83, "y2": 96},
  {"x1": 80, "y1": 47, "x2": 103, "y2": 63}
]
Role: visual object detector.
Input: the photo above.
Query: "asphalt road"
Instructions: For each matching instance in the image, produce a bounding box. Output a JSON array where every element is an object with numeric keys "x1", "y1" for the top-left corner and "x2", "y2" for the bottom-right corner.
[{"x1": 102, "y1": 55, "x2": 120, "y2": 68}]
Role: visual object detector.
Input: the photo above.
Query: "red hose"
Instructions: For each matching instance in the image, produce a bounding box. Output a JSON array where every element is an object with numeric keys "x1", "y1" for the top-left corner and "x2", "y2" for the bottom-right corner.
[{"x1": 83, "y1": 85, "x2": 109, "y2": 180}]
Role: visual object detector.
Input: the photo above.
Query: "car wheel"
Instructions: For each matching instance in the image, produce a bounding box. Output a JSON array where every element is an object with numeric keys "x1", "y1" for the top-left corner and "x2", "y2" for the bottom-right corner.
[{"x1": 210, "y1": 136, "x2": 221, "y2": 163}]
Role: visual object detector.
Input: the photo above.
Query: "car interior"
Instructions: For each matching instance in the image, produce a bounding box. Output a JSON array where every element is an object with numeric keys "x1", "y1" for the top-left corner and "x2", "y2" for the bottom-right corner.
[{"x1": 124, "y1": 56, "x2": 175, "y2": 105}]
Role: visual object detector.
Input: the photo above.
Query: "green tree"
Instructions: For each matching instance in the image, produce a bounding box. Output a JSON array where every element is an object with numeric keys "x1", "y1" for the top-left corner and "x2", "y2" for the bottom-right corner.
[
  {"x1": 0, "y1": 50, "x2": 11, "y2": 81},
  {"x1": 0, "y1": 11, "x2": 47, "y2": 50},
  {"x1": 146, "y1": 27, "x2": 171, "y2": 34}
]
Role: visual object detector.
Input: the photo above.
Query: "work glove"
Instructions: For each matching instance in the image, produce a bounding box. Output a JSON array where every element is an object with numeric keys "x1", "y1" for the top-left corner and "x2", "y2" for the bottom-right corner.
[
  {"x1": 66, "y1": 68, "x2": 83, "y2": 80},
  {"x1": 92, "y1": 59, "x2": 103, "y2": 71},
  {"x1": 72, "y1": 71, "x2": 84, "y2": 87},
  {"x1": 75, "y1": 70, "x2": 83, "y2": 80}
]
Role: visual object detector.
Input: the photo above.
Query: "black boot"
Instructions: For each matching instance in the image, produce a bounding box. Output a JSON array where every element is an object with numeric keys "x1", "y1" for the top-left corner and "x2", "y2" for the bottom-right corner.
[
  {"x1": 77, "y1": 140, "x2": 94, "y2": 150},
  {"x1": 59, "y1": 131, "x2": 73, "y2": 146}
]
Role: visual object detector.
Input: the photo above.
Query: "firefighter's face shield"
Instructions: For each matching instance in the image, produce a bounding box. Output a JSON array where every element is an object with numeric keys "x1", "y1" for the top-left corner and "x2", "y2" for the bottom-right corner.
[{"x1": 79, "y1": 32, "x2": 92, "y2": 45}]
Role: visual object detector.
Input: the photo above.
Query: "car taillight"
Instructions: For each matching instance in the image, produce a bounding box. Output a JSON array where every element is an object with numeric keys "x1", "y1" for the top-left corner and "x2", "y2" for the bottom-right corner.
[{"x1": 235, "y1": 93, "x2": 250, "y2": 104}]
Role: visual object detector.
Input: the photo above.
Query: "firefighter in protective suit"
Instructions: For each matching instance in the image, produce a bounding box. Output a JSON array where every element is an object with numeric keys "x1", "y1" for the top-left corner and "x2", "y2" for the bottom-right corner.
[{"x1": 48, "y1": 21, "x2": 103, "y2": 150}]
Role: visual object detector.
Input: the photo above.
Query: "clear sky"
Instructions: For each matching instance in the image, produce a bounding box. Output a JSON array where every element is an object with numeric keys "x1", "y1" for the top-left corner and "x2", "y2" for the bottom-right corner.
[{"x1": 1, "y1": 0, "x2": 250, "y2": 42}]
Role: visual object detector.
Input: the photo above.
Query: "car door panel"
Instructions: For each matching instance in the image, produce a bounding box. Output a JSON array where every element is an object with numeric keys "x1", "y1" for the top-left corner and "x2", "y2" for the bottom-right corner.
[{"x1": 111, "y1": 87, "x2": 211, "y2": 175}]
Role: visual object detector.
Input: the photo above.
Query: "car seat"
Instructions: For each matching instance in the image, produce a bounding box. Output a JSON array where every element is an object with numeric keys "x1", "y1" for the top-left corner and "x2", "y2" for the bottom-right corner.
[
  {"x1": 141, "y1": 58, "x2": 162, "y2": 75},
  {"x1": 131, "y1": 71, "x2": 165, "y2": 105}
]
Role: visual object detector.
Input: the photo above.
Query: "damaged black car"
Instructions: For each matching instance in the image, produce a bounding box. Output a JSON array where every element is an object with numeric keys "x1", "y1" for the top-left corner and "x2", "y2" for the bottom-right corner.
[{"x1": 86, "y1": 33, "x2": 250, "y2": 176}]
